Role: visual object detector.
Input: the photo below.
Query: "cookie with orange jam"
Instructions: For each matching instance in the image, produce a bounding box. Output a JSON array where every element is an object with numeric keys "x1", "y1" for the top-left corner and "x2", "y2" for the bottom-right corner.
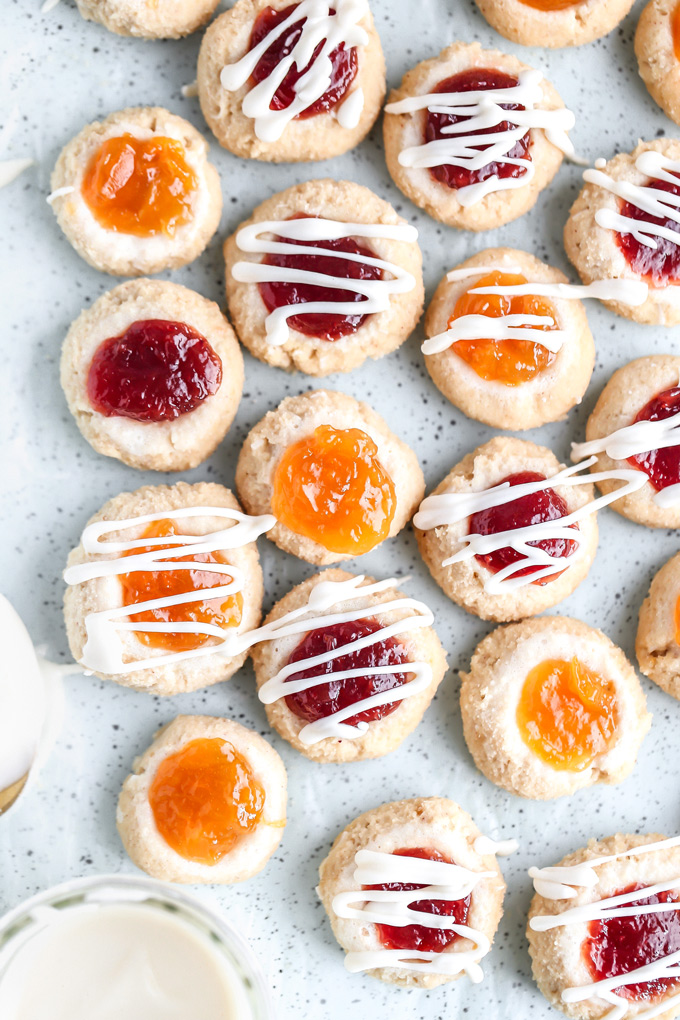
[
  {"x1": 49, "y1": 107, "x2": 222, "y2": 277},
  {"x1": 75, "y1": 0, "x2": 221, "y2": 38},
  {"x1": 235, "y1": 390, "x2": 424, "y2": 565},
  {"x1": 637, "y1": 550, "x2": 680, "y2": 700},
  {"x1": 424, "y1": 248, "x2": 594, "y2": 430},
  {"x1": 117, "y1": 715, "x2": 287, "y2": 884},
  {"x1": 636, "y1": 0, "x2": 680, "y2": 128},
  {"x1": 461, "y1": 617, "x2": 650, "y2": 800},
  {"x1": 475, "y1": 0, "x2": 635, "y2": 49}
]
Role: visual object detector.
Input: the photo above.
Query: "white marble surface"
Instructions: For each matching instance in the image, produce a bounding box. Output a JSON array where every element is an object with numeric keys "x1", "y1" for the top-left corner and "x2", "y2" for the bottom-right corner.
[{"x1": 1, "y1": 1, "x2": 679, "y2": 1018}]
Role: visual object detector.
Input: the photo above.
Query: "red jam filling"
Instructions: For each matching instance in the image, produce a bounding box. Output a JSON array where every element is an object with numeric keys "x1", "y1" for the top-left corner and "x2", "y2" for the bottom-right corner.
[
  {"x1": 284, "y1": 619, "x2": 410, "y2": 728},
  {"x1": 87, "y1": 319, "x2": 222, "y2": 423},
  {"x1": 627, "y1": 387, "x2": 680, "y2": 492},
  {"x1": 469, "y1": 471, "x2": 578, "y2": 585},
  {"x1": 259, "y1": 216, "x2": 382, "y2": 341},
  {"x1": 367, "y1": 848, "x2": 471, "y2": 953},
  {"x1": 425, "y1": 69, "x2": 531, "y2": 191},
  {"x1": 249, "y1": 3, "x2": 357, "y2": 117},
  {"x1": 584, "y1": 884, "x2": 680, "y2": 1002},
  {"x1": 617, "y1": 175, "x2": 680, "y2": 285}
]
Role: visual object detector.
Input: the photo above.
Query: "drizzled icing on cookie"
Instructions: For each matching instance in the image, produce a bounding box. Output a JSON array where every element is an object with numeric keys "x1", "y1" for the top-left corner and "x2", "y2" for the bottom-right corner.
[
  {"x1": 232, "y1": 217, "x2": 418, "y2": 346},
  {"x1": 384, "y1": 69, "x2": 575, "y2": 207},
  {"x1": 219, "y1": 0, "x2": 369, "y2": 142}
]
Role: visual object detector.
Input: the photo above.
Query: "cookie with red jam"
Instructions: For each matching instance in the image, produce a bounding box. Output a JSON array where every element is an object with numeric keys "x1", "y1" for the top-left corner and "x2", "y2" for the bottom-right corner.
[{"x1": 475, "y1": 0, "x2": 636, "y2": 49}]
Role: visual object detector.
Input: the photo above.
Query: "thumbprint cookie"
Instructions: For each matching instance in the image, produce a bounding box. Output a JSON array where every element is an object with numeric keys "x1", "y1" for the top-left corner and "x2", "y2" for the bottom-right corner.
[
  {"x1": 75, "y1": 0, "x2": 221, "y2": 38},
  {"x1": 565, "y1": 139, "x2": 680, "y2": 325},
  {"x1": 636, "y1": 0, "x2": 680, "y2": 127},
  {"x1": 235, "y1": 390, "x2": 424, "y2": 565},
  {"x1": 250, "y1": 570, "x2": 447, "y2": 762},
  {"x1": 475, "y1": 0, "x2": 636, "y2": 49},
  {"x1": 60, "y1": 280, "x2": 244, "y2": 472},
  {"x1": 197, "y1": 0, "x2": 385, "y2": 162},
  {"x1": 117, "y1": 715, "x2": 287, "y2": 884},
  {"x1": 224, "y1": 179, "x2": 424, "y2": 376},
  {"x1": 572, "y1": 355, "x2": 680, "y2": 529},
  {"x1": 383, "y1": 41, "x2": 575, "y2": 232},
  {"x1": 461, "y1": 617, "x2": 651, "y2": 800},
  {"x1": 318, "y1": 798, "x2": 509, "y2": 988},
  {"x1": 63, "y1": 482, "x2": 274, "y2": 695},
  {"x1": 528, "y1": 833, "x2": 680, "y2": 1020},
  {"x1": 637, "y1": 551, "x2": 680, "y2": 699},
  {"x1": 49, "y1": 107, "x2": 222, "y2": 277},
  {"x1": 423, "y1": 248, "x2": 595, "y2": 430}
]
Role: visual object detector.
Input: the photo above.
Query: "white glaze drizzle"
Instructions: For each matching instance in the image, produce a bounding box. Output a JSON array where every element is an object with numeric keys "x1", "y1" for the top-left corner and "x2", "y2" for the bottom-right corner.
[
  {"x1": 0, "y1": 159, "x2": 34, "y2": 190},
  {"x1": 529, "y1": 836, "x2": 680, "y2": 1020},
  {"x1": 331, "y1": 849, "x2": 498, "y2": 980},
  {"x1": 46, "y1": 185, "x2": 74, "y2": 205},
  {"x1": 413, "y1": 457, "x2": 647, "y2": 593},
  {"x1": 473, "y1": 836, "x2": 519, "y2": 857},
  {"x1": 233, "y1": 216, "x2": 418, "y2": 346},
  {"x1": 181, "y1": 80, "x2": 199, "y2": 99},
  {"x1": 384, "y1": 68, "x2": 575, "y2": 207},
  {"x1": 40, "y1": 0, "x2": 60, "y2": 11},
  {"x1": 219, "y1": 0, "x2": 369, "y2": 143}
]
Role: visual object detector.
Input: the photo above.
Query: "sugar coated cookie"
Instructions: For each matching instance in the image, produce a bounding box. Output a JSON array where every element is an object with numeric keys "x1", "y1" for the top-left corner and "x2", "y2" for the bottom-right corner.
[
  {"x1": 637, "y1": 550, "x2": 680, "y2": 699},
  {"x1": 75, "y1": 0, "x2": 221, "y2": 38},
  {"x1": 475, "y1": 0, "x2": 636, "y2": 49},
  {"x1": 636, "y1": 0, "x2": 680, "y2": 127}
]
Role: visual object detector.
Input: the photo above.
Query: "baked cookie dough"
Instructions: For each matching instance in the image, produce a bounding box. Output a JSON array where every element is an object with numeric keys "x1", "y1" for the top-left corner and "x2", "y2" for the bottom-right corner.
[
  {"x1": 75, "y1": 0, "x2": 221, "y2": 38},
  {"x1": 637, "y1": 550, "x2": 680, "y2": 699},
  {"x1": 564, "y1": 139, "x2": 680, "y2": 326},
  {"x1": 636, "y1": 0, "x2": 680, "y2": 127},
  {"x1": 250, "y1": 569, "x2": 447, "y2": 762},
  {"x1": 64, "y1": 481, "x2": 270, "y2": 695},
  {"x1": 383, "y1": 42, "x2": 573, "y2": 231},
  {"x1": 461, "y1": 617, "x2": 651, "y2": 800},
  {"x1": 49, "y1": 107, "x2": 222, "y2": 277},
  {"x1": 318, "y1": 798, "x2": 507, "y2": 989},
  {"x1": 528, "y1": 833, "x2": 680, "y2": 1020},
  {"x1": 572, "y1": 355, "x2": 680, "y2": 529},
  {"x1": 61, "y1": 279, "x2": 244, "y2": 472},
  {"x1": 235, "y1": 390, "x2": 425, "y2": 565},
  {"x1": 475, "y1": 0, "x2": 636, "y2": 49},
  {"x1": 423, "y1": 247, "x2": 594, "y2": 430},
  {"x1": 224, "y1": 178, "x2": 424, "y2": 376},
  {"x1": 197, "y1": 0, "x2": 385, "y2": 162},
  {"x1": 413, "y1": 436, "x2": 598, "y2": 623},
  {"x1": 117, "y1": 715, "x2": 287, "y2": 884}
]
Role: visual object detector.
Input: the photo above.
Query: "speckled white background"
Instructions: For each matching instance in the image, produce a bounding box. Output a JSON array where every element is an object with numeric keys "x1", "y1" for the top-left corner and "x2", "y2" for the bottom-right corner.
[{"x1": 1, "y1": 0, "x2": 679, "y2": 1017}]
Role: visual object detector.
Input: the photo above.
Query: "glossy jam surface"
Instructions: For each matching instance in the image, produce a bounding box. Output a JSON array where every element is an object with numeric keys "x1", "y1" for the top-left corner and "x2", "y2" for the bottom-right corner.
[
  {"x1": 271, "y1": 424, "x2": 396, "y2": 554},
  {"x1": 469, "y1": 471, "x2": 578, "y2": 585},
  {"x1": 675, "y1": 594, "x2": 680, "y2": 646},
  {"x1": 249, "y1": 3, "x2": 357, "y2": 117},
  {"x1": 87, "y1": 319, "x2": 222, "y2": 422},
  {"x1": 368, "y1": 848, "x2": 471, "y2": 953},
  {"x1": 284, "y1": 619, "x2": 409, "y2": 727},
  {"x1": 426, "y1": 69, "x2": 531, "y2": 191},
  {"x1": 149, "y1": 738, "x2": 265, "y2": 865},
  {"x1": 518, "y1": 0, "x2": 583, "y2": 9},
  {"x1": 82, "y1": 134, "x2": 196, "y2": 237},
  {"x1": 627, "y1": 387, "x2": 680, "y2": 492},
  {"x1": 259, "y1": 217, "x2": 382, "y2": 341},
  {"x1": 517, "y1": 657, "x2": 619, "y2": 771},
  {"x1": 584, "y1": 884, "x2": 680, "y2": 1002},
  {"x1": 674, "y1": 2, "x2": 680, "y2": 61},
  {"x1": 617, "y1": 176, "x2": 680, "y2": 285},
  {"x1": 450, "y1": 271, "x2": 557, "y2": 385},
  {"x1": 120, "y1": 519, "x2": 242, "y2": 652}
]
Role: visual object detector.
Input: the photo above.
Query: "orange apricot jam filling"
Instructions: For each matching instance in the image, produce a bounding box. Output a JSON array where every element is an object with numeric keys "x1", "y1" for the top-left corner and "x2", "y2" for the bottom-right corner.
[
  {"x1": 674, "y1": 2, "x2": 680, "y2": 61},
  {"x1": 449, "y1": 271, "x2": 557, "y2": 386},
  {"x1": 271, "y1": 424, "x2": 396, "y2": 555},
  {"x1": 517, "y1": 657, "x2": 619, "y2": 771},
  {"x1": 149, "y1": 738, "x2": 265, "y2": 865},
  {"x1": 518, "y1": 0, "x2": 583, "y2": 9},
  {"x1": 120, "y1": 518, "x2": 242, "y2": 653},
  {"x1": 674, "y1": 594, "x2": 680, "y2": 646},
  {"x1": 81, "y1": 133, "x2": 197, "y2": 237}
]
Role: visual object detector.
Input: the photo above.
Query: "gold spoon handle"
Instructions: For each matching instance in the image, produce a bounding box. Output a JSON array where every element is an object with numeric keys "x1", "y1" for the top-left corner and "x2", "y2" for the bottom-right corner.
[{"x1": 0, "y1": 774, "x2": 28, "y2": 814}]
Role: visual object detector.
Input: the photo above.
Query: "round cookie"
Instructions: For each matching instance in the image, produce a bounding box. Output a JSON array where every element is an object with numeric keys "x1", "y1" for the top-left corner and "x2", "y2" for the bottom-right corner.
[
  {"x1": 250, "y1": 569, "x2": 448, "y2": 762},
  {"x1": 235, "y1": 390, "x2": 425, "y2": 566},
  {"x1": 414, "y1": 436, "x2": 599, "y2": 623},
  {"x1": 61, "y1": 279, "x2": 244, "y2": 472},
  {"x1": 50, "y1": 107, "x2": 222, "y2": 277},
  {"x1": 383, "y1": 41, "x2": 572, "y2": 231},
  {"x1": 475, "y1": 0, "x2": 636, "y2": 49},
  {"x1": 318, "y1": 798, "x2": 507, "y2": 989},
  {"x1": 573, "y1": 355, "x2": 680, "y2": 529},
  {"x1": 64, "y1": 481, "x2": 270, "y2": 695},
  {"x1": 564, "y1": 139, "x2": 680, "y2": 326},
  {"x1": 224, "y1": 178, "x2": 424, "y2": 376},
  {"x1": 461, "y1": 617, "x2": 651, "y2": 800},
  {"x1": 117, "y1": 715, "x2": 287, "y2": 884},
  {"x1": 636, "y1": 0, "x2": 680, "y2": 127},
  {"x1": 75, "y1": 0, "x2": 221, "y2": 38},
  {"x1": 423, "y1": 248, "x2": 594, "y2": 430},
  {"x1": 197, "y1": 0, "x2": 385, "y2": 162},
  {"x1": 637, "y1": 551, "x2": 680, "y2": 699}
]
